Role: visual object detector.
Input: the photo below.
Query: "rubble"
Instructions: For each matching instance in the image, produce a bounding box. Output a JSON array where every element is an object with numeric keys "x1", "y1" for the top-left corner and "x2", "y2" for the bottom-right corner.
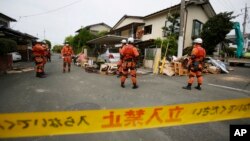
[
  {"x1": 82, "y1": 55, "x2": 229, "y2": 76},
  {"x1": 207, "y1": 66, "x2": 221, "y2": 74},
  {"x1": 207, "y1": 57, "x2": 229, "y2": 73},
  {"x1": 99, "y1": 63, "x2": 118, "y2": 75},
  {"x1": 157, "y1": 55, "x2": 229, "y2": 76}
]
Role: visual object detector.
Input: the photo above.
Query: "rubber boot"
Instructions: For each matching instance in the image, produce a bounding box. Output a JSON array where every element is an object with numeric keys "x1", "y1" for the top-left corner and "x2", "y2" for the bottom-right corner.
[
  {"x1": 182, "y1": 83, "x2": 192, "y2": 90},
  {"x1": 121, "y1": 82, "x2": 125, "y2": 88},
  {"x1": 195, "y1": 84, "x2": 202, "y2": 90},
  {"x1": 38, "y1": 72, "x2": 46, "y2": 78},
  {"x1": 132, "y1": 83, "x2": 138, "y2": 89}
]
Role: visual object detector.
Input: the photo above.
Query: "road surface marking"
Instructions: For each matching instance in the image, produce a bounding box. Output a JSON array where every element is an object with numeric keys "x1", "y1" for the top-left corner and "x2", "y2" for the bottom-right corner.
[{"x1": 208, "y1": 83, "x2": 250, "y2": 94}]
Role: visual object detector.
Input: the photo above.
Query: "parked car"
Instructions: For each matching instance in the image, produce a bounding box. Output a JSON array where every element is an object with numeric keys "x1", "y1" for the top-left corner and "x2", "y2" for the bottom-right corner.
[
  {"x1": 8, "y1": 52, "x2": 22, "y2": 61},
  {"x1": 98, "y1": 48, "x2": 120, "y2": 63}
]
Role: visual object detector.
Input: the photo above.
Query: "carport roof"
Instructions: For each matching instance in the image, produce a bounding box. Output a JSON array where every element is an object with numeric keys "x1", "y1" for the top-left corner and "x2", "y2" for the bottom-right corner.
[{"x1": 87, "y1": 34, "x2": 140, "y2": 45}]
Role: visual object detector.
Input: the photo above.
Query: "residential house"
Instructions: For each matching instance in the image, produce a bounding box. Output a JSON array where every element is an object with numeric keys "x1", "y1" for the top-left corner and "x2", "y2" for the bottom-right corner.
[
  {"x1": 110, "y1": 0, "x2": 215, "y2": 49},
  {"x1": 0, "y1": 13, "x2": 37, "y2": 62},
  {"x1": 76, "y1": 22, "x2": 111, "y2": 35},
  {"x1": 88, "y1": 0, "x2": 216, "y2": 67}
]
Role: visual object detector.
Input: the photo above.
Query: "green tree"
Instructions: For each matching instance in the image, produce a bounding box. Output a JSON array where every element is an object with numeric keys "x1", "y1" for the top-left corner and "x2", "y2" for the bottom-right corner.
[
  {"x1": 0, "y1": 38, "x2": 17, "y2": 55},
  {"x1": 155, "y1": 35, "x2": 178, "y2": 57},
  {"x1": 201, "y1": 12, "x2": 235, "y2": 55},
  {"x1": 44, "y1": 39, "x2": 52, "y2": 49},
  {"x1": 64, "y1": 28, "x2": 97, "y2": 54},
  {"x1": 52, "y1": 44, "x2": 63, "y2": 53},
  {"x1": 64, "y1": 35, "x2": 74, "y2": 46},
  {"x1": 155, "y1": 13, "x2": 179, "y2": 57},
  {"x1": 162, "y1": 13, "x2": 180, "y2": 38}
]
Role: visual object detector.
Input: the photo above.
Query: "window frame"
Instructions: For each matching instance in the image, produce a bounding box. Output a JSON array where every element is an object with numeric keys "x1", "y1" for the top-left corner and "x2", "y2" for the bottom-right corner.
[
  {"x1": 144, "y1": 25, "x2": 152, "y2": 35},
  {"x1": 192, "y1": 19, "x2": 203, "y2": 38}
]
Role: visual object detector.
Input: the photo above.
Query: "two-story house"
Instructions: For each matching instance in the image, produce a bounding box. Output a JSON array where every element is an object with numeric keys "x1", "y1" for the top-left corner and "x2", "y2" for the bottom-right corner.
[
  {"x1": 76, "y1": 22, "x2": 111, "y2": 35},
  {"x1": 88, "y1": 0, "x2": 216, "y2": 67},
  {"x1": 89, "y1": 0, "x2": 215, "y2": 48},
  {"x1": 110, "y1": 0, "x2": 215, "y2": 48}
]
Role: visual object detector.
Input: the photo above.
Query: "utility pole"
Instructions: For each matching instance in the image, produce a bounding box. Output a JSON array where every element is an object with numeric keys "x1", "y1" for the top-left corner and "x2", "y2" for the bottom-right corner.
[
  {"x1": 242, "y1": 3, "x2": 249, "y2": 52},
  {"x1": 44, "y1": 29, "x2": 46, "y2": 40},
  {"x1": 177, "y1": 0, "x2": 185, "y2": 58}
]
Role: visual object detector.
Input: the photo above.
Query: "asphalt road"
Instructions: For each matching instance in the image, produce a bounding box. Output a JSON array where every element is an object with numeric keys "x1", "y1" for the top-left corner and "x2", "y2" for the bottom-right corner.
[{"x1": 0, "y1": 54, "x2": 250, "y2": 141}]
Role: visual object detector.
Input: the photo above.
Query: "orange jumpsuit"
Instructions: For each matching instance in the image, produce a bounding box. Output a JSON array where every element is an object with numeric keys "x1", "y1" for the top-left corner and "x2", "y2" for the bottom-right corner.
[
  {"x1": 61, "y1": 45, "x2": 74, "y2": 72},
  {"x1": 42, "y1": 45, "x2": 48, "y2": 68},
  {"x1": 32, "y1": 43, "x2": 46, "y2": 77},
  {"x1": 120, "y1": 44, "x2": 139, "y2": 88},
  {"x1": 117, "y1": 44, "x2": 126, "y2": 76},
  {"x1": 187, "y1": 44, "x2": 206, "y2": 86}
]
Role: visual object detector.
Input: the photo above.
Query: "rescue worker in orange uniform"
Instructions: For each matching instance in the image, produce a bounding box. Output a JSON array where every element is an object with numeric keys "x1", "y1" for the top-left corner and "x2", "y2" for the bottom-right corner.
[
  {"x1": 183, "y1": 38, "x2": 206, "y2": 90},
  {"x1": 61, "y1": 41, "x2": 74, "y2": 73},
  {"x1": 41, "y1": 41, "x2": 48, "y2": 74},
  {"x1": 120, "y1": 37, "x2": 139, "y2": 89},
  {"x1": 32, "y1": 41, "x2": 46, "y2": 78},
  {"x1": 117, "y1": 39, "x2": 127, "y2": 77}
]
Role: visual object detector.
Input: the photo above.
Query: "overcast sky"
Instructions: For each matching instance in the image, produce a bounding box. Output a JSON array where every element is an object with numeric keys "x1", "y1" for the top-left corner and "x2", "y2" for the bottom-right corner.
[{"x1": 0, "y1": 0, "x2": 250, "y2": 46}]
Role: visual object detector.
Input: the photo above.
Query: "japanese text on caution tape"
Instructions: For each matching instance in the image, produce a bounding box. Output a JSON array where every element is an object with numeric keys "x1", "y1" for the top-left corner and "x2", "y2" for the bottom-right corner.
[{"x1": 0, "y1": 98, "x2": 250, "y2": 138}]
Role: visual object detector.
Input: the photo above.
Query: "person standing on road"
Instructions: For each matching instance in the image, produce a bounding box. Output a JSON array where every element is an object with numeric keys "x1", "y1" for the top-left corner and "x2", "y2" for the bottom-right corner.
[
  {"x1": 120, "y1": 37, "x2": 139, "y2": 89},
  {"x1": 117, "y1": 39, "x2": 127, "y2": 77},
  {"x1": 41, "y1": 41, "x2": 48, "y2": 75},
  {"x1": 32, "y1": 41, "x2": 46, "y2": 78},
  {"x1": 61, "y1": 41, "x2": 74, "y2": 73},
  {"x1": 183, "y1": 38, "x2": 206, "y2": 90}
]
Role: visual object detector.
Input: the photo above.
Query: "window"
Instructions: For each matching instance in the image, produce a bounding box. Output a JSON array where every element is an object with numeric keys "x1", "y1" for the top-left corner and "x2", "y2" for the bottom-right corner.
[
  {"x1": 0, "y1": 20, "x2": 8, "y2": 27},
  {"x1": 144, "y1": 25, "x2": 152, "y2": 35},
  {"x1": 129, "y1": 29, "x2": 132, "y2": 36},
  {"x1": 115, "y1": 31, "x2": 121, "y2": 36},
  {"x1": 163, "y1": 17, "x2": 180, "y2": 37},
  {"x1": 192, "y1": 20, "x2": 203, "y2": 38}
]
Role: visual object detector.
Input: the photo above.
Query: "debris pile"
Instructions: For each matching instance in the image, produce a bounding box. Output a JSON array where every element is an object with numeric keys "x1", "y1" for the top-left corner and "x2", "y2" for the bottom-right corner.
[{"x1": 158, "y1": 56, "x2": 229, "y2": 76}]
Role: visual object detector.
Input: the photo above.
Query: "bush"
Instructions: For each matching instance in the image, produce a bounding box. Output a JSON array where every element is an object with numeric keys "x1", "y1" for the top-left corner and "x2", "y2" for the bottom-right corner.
[
  {"x1": 154, "y1": 36, "x2": 178, "y2": 57},
  {"x1": 183, "y1": 46, "x2": 193, "y2": 56},
  {"x1": 225, "y1": 47, "x2": 236, "y2": 57},
  {"x1": 0, "y1": 38, "x2": 17, "y2": 55}
]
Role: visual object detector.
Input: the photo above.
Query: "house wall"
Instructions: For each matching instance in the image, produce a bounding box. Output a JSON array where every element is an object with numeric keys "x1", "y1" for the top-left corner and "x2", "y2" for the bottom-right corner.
[
  {"x1": 121, "y1": 29, "x2": 130, "y2": 37},
  {"x1": 184, "y1": 5, "x2": 210, "y2": 48},
  {"x1": 90, "y1": 25, "x2": 111, "y2": 32},
  {"x1": 142, "y1": 13, "x2": 168, "y2": 41},
  {"x1": 0, "y1": 17, "x2": 10, "y2": 27},
  {"x1": 115, "y1": 18, "x2": 144, "y2": 29}
]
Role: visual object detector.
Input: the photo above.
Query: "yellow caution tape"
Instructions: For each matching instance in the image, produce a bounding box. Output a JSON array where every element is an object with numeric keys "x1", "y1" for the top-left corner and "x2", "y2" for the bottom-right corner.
[{"x1": 0, "y1": 98, "x2": 250, "y2": 138}]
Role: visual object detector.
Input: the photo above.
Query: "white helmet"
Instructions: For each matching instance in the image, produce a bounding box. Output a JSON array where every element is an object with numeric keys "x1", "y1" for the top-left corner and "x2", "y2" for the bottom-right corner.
[
  {"x1": 121, "y1": 39, "x2": 127, "y2": 44},
  {"x1": 128, "y1": 37, "x2": 134, "y2": 43},
  {"x1": 193, "y1": 38, "x2": 203, "y2": 44}
]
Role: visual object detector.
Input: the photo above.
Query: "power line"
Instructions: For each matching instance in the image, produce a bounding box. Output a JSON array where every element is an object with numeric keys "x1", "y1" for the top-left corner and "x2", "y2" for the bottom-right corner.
[
  {"x1": 10, "y1": 16, "x2": 21, "y2": 28},
  {"x1": 21, "y1": 0, "x2": 82, "y2": 18}
]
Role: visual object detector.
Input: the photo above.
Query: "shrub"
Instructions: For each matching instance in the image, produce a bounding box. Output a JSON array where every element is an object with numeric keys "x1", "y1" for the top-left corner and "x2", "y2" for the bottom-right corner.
[{"x1": 0, "y1": 38, "x2": 17, "y2": 55}]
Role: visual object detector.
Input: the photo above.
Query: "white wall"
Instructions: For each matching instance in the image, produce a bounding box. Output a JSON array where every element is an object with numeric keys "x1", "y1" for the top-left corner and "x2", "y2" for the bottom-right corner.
[
  {"x1": 115, "y1": 18, "x2": 144, "y2": 29},
  {"x1": 184, "y1": 5, "x2": 210, "y2": 48},
  {"x1": 90, "y1": 25, "x2": 111, "y2": 32},
  {"x1": 142, "y1": 13, "x2": 167, "y2": 41}
]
